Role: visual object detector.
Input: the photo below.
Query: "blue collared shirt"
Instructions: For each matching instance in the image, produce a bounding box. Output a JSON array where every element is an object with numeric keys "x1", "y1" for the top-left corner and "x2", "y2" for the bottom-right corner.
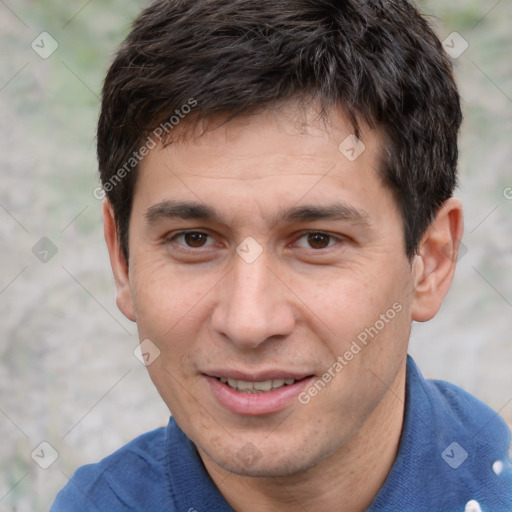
[{"x1": 51, "y1": 356, "x2": 512, "y2": 511}]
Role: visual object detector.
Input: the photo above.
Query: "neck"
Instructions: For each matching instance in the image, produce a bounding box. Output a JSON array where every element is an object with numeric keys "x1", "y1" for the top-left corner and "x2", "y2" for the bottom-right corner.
[{"x1": 200, "y1": 362, "x2": 407, "y2": 512}]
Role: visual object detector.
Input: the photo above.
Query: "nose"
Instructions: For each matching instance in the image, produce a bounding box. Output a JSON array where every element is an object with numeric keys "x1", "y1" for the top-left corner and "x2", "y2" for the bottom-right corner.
[{"x1": 211, "y1": 251, "x2": 295, "y2": 349}]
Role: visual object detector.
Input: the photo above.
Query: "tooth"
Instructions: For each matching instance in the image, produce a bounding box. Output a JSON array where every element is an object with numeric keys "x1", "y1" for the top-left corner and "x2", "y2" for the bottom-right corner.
[
  {"x1": 253, "y1": 380, "x2": 273, "y2": 392},
  {"x1": 237, "y1": 380, "x2": 254, "y2": 391},
  {"x1": 272, "y1": 379, "x2": 285, "y2": 388},
  {"x1": 222, "y1": 377, "x2": 296, "y2": 392}
]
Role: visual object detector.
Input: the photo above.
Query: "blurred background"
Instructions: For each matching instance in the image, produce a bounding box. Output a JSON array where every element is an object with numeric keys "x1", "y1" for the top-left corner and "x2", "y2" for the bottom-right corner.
[{"x1": 0, "y1": 0, "x2": 511, "y2": 510}]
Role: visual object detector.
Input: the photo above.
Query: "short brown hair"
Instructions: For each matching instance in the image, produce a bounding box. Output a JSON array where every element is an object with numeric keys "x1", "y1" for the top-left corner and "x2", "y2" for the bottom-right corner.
[{"x1": 97, "y1": 0, "x2": 462, "y2": 261}]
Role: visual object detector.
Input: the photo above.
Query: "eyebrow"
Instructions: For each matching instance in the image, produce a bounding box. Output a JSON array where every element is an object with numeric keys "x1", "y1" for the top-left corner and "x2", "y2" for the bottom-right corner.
[{"x1": 145, "y1": 200, "x2": 371, "y2": 227}]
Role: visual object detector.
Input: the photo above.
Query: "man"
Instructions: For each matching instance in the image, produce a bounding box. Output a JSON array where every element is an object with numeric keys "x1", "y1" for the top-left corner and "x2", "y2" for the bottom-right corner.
[{"x1": 51, "y1": 0, "x2": 512, "y2": 510}]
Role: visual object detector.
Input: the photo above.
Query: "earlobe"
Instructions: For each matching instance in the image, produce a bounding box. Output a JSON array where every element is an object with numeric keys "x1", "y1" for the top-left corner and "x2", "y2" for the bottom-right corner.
[
  {"x1": 102, "y1": 200, "x2": 136, "y2": 322},
  {"x1": 411, "y1": 198, "x2": 464, "y2": 322}
]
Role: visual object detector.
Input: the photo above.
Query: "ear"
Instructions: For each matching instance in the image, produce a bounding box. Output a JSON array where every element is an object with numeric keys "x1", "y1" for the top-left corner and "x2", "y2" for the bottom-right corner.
[
  {"x1": 103, "y1": 199, "x2": 136, "y2": 322},
  {"x1": 410, "y1": 197, "x2": 464, "y2": 322}
]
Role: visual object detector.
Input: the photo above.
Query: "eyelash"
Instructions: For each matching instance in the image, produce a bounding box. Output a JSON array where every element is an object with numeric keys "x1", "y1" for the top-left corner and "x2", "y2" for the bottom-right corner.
[{"x1": 167, "y1": 230, "x2": 343, "y2": 251}]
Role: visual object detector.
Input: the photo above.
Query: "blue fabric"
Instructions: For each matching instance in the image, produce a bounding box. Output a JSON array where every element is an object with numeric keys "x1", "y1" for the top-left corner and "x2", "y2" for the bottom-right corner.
[{"x1": 51, "y1": 356, "x2": 512, "y2": 511}]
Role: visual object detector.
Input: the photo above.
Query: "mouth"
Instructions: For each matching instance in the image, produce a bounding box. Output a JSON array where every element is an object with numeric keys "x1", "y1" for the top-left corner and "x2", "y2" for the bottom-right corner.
[
  {"x1": 205, "y1": 372, "x2": 315, "y2": 415},
  {"x1": 216, "y1": 376, "x2": 304, "y2": 393}
]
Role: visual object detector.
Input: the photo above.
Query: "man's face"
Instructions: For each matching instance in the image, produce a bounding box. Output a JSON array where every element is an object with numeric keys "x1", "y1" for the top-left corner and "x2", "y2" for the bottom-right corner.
[{"x1": 121, "y1": 104, "x2": 416, "y2": 477}]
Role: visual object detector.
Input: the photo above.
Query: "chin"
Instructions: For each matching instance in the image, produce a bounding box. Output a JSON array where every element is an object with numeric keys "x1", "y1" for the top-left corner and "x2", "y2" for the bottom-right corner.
[
  {"x1": 203, "y1": 436, "x2": 330, "y2": 478},
  {"x1": 220, "y1": 455, "x2": 315, "y2": 478}
]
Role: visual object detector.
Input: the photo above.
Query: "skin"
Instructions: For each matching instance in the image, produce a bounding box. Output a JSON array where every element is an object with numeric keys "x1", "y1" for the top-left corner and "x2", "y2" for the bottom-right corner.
[{"x1": 104, "y1": 101, "x2": 463, "y2": 511}]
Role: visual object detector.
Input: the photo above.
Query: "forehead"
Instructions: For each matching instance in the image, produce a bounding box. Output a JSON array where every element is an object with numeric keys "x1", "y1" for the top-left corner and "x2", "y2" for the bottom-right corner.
[{"x1": 134, "y1": 104, "x2": 392, "y2": 226}]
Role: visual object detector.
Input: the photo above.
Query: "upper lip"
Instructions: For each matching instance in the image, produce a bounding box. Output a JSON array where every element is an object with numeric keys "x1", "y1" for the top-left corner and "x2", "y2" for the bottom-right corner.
[{"x1": 204, "y1": 369, "x2": 313, "y2": 381}]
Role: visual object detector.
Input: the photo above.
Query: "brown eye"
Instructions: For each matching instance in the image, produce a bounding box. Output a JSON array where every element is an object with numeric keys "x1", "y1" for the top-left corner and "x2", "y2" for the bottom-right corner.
[
  {"x1": 169, "y1": 231, "x2": 213, "y2": 249},
  {"x1": 306, "y1": 232, "x2": 332, "y2": 249},
  {"x1": 183, "y1": 232, "x2": 209, "y2": 247}
]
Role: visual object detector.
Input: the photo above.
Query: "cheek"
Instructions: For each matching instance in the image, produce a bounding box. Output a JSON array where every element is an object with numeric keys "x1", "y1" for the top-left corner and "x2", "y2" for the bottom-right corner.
[
  {"x1": 130, "y1": 257, "x2": 212, "y2": 337},
  {"x1": 135, "y1": 272, "x2": 208, "y2": 416},
  {"x1": 302, "y1": 263, "x2": 411, "y2": 363},
  {"x1": 298, "y1": 268, "x2": 399, "y2": 329}
]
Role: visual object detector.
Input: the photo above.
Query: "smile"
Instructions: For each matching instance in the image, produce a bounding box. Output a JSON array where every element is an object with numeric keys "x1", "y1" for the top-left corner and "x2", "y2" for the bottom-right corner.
[
  {"x1": 206, "y1": 374, "x2": 314, "y2": 415},
  {"x1": 217, "y1": 377, "x2": 297, "y2": 393}
]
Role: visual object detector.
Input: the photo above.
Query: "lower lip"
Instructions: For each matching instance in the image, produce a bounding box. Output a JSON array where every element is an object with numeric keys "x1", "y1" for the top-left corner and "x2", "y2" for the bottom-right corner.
[{"x1": 205, "y1": 376, "x2": 313, "y2": 416}]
